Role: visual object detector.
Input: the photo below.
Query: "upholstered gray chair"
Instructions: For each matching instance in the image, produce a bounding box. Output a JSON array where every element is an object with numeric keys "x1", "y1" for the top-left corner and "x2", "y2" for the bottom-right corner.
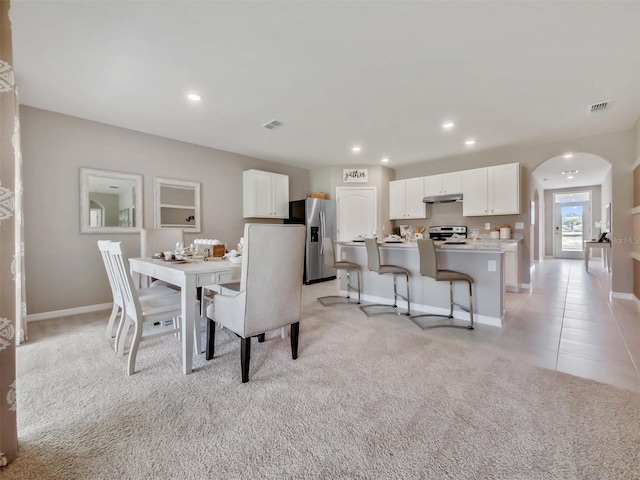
[
  {"x1": 359, "y1": 238, "x2": 411, "y2": 317},
  {"x1": 205, "y1": 224, "x2": 305, "y2": 383},
  {"x1": 412, "y1": 238, "x2": 474, "y2": 330},
  {"x1": 317, "y1": 237, "x2": 361, "y2": 306}
]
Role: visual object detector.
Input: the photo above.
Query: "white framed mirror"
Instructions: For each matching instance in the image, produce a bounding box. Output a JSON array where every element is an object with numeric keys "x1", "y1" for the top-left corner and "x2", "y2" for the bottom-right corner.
[
  {"x1": 154, "y1": 177, "x2": 201, "y2": 233},
  {"x1": 80, "y1": 168, "x2": 143, "y2": 233}
]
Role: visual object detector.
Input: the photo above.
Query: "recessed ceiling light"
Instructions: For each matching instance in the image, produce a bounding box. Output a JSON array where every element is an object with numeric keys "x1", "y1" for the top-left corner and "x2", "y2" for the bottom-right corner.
[
  {"x1": 442, "y1": 121, "x2": 455, "y2": 129},
  {"x1": 566, "y1": 175, "x2": 574, "y2": 179},
  {"x1": 352, "y1": 146, "x2": 361, "y2": 153},
  {"x1": 187, "y1": 93, "x2": 202, "y2": 101},
  {"x1": 563, "y1": 153, "x2": 574, "y2": 158},
  {"x1": 562, "y1": 170, "x2": 579, "y2": 175},
  {"x1": 381, "y1": 157, "x2": 389, "y2": 163},
  {"x1": 465, "y1": 139, "x2": 476, "y2": 146}
]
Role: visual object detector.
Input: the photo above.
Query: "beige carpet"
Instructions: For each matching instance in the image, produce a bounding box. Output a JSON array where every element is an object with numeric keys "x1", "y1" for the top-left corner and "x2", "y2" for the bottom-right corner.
[{"x1": 4, "y1": 294, "x2": 640, "y2": 479}]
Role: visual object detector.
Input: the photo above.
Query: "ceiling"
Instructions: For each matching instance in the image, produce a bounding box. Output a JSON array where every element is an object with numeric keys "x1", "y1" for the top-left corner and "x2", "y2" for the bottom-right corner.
[
  {"x1": 531, "y1": 153, "x2": 611, "y2": 190},
  {"x1": 10, "y1": 1, "x2": 640, "y2": 170}
]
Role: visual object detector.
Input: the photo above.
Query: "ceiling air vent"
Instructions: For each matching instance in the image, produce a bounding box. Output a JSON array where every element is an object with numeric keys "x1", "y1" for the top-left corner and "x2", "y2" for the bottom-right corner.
[
  {"x1": 262, "y1": 119, "x2": 283, "y2": 130},
  {"x1": 589, "y1": 101, "x2": 610, "y2": 113}
]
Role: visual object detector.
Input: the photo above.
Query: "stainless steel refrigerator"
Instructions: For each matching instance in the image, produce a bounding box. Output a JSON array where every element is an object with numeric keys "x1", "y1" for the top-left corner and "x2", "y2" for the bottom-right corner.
[{"x1": 285, "y1": 198, "x2": 336, "y2": 284}]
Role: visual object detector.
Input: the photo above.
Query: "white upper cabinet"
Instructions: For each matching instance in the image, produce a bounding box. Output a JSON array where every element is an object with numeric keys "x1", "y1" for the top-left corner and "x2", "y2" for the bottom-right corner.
[
  {"x1": 423, "y1": 172, "x2": 462, "y2": 197},
  {"x1": 461, "y1": 163, "x2": 520, "y2": 216},
  {"x1": 243, "y1": 169, "x2": 289, "y2": 218},
  {"x1": 389, "y1": 177, "x2": 427, "y2": 220}
]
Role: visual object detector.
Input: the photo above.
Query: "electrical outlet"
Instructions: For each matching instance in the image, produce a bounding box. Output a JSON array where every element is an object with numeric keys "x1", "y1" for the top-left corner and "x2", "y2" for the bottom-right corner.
[
  {"x1": 484, "y1": 223, "x2": 491, "y2": 230},
  {"x1": 488, "y1": 260, "x2": 497, "y2": 272},
  {"x1": 515, "y1": 222, "x2": 524, "y2": 230}
]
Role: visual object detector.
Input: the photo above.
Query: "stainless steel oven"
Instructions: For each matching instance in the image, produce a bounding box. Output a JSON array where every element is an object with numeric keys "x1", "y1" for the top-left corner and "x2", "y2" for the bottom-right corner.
[{"x1": 428, "y1": 225, "x2": 467, "y2": 241}]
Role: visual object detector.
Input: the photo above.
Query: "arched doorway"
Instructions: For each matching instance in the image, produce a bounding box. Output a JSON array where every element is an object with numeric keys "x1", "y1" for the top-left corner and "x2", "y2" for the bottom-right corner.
[{"x1": 531, "y1": 153, "x2": 612, "y2": 263}]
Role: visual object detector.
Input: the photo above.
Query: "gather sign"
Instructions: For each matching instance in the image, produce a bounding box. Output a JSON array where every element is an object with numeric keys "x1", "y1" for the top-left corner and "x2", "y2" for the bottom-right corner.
[{"x1": 343, "y1": 169, "x2": 368, "y2": 183}]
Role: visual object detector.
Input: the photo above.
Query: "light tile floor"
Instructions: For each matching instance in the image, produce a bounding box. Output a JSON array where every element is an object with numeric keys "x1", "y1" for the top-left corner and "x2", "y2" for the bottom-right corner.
[{"x1": 310, "y1": 258, "x2": 640, "y2": 392}]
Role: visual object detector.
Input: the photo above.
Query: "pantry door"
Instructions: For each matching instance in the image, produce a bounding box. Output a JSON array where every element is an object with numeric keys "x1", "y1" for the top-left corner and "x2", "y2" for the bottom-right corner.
[{"x1": 335, "y1": 187, "x2": 377, "y2": 242}]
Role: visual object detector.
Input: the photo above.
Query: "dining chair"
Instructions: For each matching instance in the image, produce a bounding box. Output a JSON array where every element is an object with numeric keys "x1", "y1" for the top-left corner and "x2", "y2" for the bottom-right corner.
[
  {"x1": 317, "y1": 237, "x2": 361, "y2": 306},
  {"x1": 205, "y1": 224, "x2": 305, "y2": 382},
  {"x1": 410, "y1": 238, "x2": 474, "y2": 330},
  {"x1": 97, "y1": 240, "x2": 175, "y2": 343},
  {"x1": 107, "y1": 241, "x2": 199, "y2": 375}
]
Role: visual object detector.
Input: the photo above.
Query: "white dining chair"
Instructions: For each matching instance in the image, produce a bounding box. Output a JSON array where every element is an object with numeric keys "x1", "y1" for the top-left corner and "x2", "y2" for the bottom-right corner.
[
  {"x1": 205, "y1": 224, "x2": 305, "y2": 382},
  {"x1": 107, "y1": 241, "x2": 200, "y2": 375},
  {"x1": 97, "y1": 240, "x2": 175, "y2": 343}
]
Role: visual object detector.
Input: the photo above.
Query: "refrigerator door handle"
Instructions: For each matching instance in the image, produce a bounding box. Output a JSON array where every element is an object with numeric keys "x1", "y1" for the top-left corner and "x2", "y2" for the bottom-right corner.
[{"x1": 319, "y1": 210, "x2": 325, "y2": 255}]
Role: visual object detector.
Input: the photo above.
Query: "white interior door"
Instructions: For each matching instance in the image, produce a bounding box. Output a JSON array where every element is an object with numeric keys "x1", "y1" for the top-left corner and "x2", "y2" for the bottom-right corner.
[{"x1": 336, "y1": 187, "x2": 377, "y2": 241}]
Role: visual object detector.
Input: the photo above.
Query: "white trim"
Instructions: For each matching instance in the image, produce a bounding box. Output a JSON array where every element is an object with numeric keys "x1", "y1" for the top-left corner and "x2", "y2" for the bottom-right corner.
[
  {"x1": 544, "y1": 255, "x2": 554, "y2": 259},
  {"x1": 342, "y1": 291, "x2": 503, "y2": 327},
  {"x1": 632, "y1": 252, "x2": 640, "y2": 262},
  {"x1": 26, "y1": 303, "x2": 112, "y2": 322},
  {"x1": 520, "y1": 283, "x2": 531, "y2": 290},
  {"x1": 631, "y1": 156, "x2": 640, "y2": 171},
  {"x1": 610, "y1": 291, "x2": 635, "y2": 301},
  {"x1": 631, "y1": 206, "x2": 640, "y2": 215}
]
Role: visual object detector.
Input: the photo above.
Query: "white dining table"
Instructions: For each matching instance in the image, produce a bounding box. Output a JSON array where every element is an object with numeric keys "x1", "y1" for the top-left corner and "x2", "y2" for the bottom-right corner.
[{"x1": 129, "y1": 257, "x2": 241, "y2": 375}]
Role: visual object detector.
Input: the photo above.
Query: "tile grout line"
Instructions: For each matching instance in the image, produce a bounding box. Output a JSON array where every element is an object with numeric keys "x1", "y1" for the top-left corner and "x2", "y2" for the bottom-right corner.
[{"x1": 554, "y1": 262, "x2": 572, "y2": 371}]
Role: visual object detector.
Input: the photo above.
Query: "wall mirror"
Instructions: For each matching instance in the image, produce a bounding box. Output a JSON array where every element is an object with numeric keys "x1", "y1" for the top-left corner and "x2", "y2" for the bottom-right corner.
[
  {"x1": 80, "y1": 168, "x2": 143, "y2": 233},
  {"x1": 154, "y1": 177, "x2": 201, "y2": 233}
]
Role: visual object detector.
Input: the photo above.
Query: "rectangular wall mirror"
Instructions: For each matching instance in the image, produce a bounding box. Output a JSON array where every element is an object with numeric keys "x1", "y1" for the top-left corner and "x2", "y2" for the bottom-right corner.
[
  {"x1": 80, "y1": 168, "x2": 143, "y2": 233},
  {"x1": 154, "y1": 177, "x2": 201, "y2": 232}
]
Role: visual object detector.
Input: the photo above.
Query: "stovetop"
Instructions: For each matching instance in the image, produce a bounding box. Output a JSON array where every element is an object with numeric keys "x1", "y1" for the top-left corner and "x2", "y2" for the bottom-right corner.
[{"x1": 428, "y1": 225, "x2": 468, "y2": 239}]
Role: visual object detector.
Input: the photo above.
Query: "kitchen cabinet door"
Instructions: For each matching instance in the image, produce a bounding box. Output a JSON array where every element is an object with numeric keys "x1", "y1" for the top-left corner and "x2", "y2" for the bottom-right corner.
[
  {"x1": 423, "y1": 175, "x2": 442, "y2": 197},
  {"x1": 389, "y1": 179, "x2": 426, "y2": 219},
  {"x1": 243, "y1": 169, "x2": 289, "y2": 218},
  {"x1": 461, "y1": 168, "x2": 489, "y2": 216},
  {"x1": 441, "y1": 171, "x2": 462, "y2": 194},
  {"x1": 489, "y1": 163, "x2": 520, "y2": 215}
]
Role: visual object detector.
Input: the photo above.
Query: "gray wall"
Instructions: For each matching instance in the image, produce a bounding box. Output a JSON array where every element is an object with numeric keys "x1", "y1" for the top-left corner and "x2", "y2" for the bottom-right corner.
[
  {"x1": 309, "y1": 165, "x2": 394, "y2": 238},
  {"x1": 22, "y1": 106, "x2": 310, "y2": 314},
  {"x1": 393, "y1": 128, "x2": 637, "y2": 294}
]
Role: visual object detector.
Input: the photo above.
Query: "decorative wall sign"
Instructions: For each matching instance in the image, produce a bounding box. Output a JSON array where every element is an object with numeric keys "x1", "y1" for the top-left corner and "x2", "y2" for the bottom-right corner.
[{"x1": 343, "y1": 169, "x2": 368, "y2": 183}]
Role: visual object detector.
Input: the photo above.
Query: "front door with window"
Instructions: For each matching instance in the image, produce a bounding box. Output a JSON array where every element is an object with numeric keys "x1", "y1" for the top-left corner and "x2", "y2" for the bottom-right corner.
[{"x1": 553, "y1": 192, "x2": 590, "y2": 259}]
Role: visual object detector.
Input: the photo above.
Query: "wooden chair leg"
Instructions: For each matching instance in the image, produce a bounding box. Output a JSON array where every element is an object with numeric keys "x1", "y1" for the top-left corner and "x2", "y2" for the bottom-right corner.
[
  {"x1": 290, "y1": 322, "x2": 299, "y2": 360},
  {"x1": 257, "y1": 333, "x2": 265, "y2": 343},
  {"x1": 206, "y1": 318, "x2": 216, "y2": 360},
  {"x1": 241, "y1": 337, "x2": 251, "y2": 383}
]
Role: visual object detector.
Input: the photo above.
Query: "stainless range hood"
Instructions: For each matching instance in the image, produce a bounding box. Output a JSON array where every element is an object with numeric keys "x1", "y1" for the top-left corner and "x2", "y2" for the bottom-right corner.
[{"x1": 423, "y1": 193, "x2": 463, "y2": 204}]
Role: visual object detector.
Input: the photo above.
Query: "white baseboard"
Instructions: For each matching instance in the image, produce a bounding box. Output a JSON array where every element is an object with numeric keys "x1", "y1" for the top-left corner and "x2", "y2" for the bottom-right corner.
[
  {"x1": 27, "y1": 303, "x2": 112, "y2": 322},
  {"x1": 342, "y1": 291, "x2": 503, "y2": 327},
  {"x1": 520, "y1": 283, "x2": 531, "y2": 290},
  {"x1": 609, "y1": 291, "x2": 636, "y2": 302}
]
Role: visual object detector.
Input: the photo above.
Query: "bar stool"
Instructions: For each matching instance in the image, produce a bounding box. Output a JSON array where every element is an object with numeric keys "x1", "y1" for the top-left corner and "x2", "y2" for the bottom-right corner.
[
  {"x1": 411, "y1": 238, "x2": 474, "y2": 330},
  {"x1": 317, "y1": 238, "x2": 361, "y2": 306},
  {"x1": 359, "y1": 238, "x2": 411, "y2": 317}
]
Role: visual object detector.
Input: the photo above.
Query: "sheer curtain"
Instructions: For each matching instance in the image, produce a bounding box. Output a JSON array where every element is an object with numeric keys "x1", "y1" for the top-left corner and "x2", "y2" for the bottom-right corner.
[{"x1": 0, "y1": 0, "x2": 24, "y2": 467}]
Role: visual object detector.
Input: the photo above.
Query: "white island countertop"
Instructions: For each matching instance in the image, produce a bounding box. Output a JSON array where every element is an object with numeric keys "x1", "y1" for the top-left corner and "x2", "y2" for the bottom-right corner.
[{"x1": 339, "y1": 238, "x2": 520, "y2": 252}]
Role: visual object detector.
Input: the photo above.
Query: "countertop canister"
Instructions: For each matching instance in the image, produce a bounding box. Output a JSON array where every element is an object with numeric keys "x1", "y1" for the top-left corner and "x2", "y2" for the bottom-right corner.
[{"x1": 500, "y1": 227, "x2": 511, "y2": 239}]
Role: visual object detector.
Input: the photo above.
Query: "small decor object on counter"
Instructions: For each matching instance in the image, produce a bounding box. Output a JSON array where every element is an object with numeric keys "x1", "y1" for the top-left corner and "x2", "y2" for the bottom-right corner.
[
  {"x1": 500, "y1": 225, "x2": 511, "y2": 239},
  {"x1": 490, "y1": 228, "x2": 500, "y2": 239},
  {"x1": 308, "y1": 192, "x2": 327, "y2": 199}
]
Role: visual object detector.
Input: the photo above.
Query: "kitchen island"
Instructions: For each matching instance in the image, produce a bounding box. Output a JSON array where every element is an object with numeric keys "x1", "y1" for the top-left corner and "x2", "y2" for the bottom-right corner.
[{"x1": 338, "y1": 241, "x2": 509, "y2": 326}]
